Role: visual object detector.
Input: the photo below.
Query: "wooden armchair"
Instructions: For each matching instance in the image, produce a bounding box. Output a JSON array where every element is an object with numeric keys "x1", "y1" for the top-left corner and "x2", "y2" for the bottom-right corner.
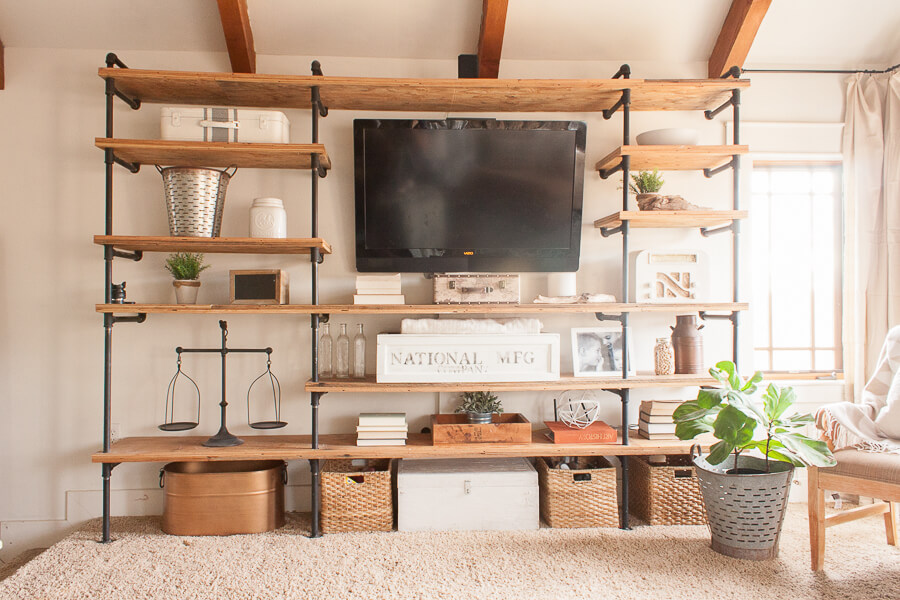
[{"x1": 808, "y1": 447, "x2": 900, "y2": 570}]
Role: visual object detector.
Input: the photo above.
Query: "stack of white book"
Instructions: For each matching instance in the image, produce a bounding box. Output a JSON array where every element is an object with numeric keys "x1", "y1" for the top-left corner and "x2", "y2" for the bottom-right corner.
[
  {"x1": 354, "y1": 274, "x2": 404, "y2": 305},
  {"x1": 357, "y1": 412, "x2": 408, "y2": 446},
  {"x1": 637, "y1": 400, "x2": 681, "y2": 440}
]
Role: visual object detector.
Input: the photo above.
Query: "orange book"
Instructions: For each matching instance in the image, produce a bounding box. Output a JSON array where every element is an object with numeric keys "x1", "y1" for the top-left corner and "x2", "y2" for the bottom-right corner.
[{"x1": 543, "y1": 421, "x2": 618, "y2": 444}]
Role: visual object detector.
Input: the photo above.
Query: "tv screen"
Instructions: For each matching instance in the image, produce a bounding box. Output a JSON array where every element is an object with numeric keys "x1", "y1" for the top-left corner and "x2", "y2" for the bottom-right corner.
[{"x1": 354, "y1": 119, "x2": 586, "y2": 272}]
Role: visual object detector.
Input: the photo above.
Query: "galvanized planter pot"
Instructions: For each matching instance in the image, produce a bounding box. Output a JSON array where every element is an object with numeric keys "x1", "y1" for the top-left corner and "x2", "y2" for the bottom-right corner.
[{"x1": 692, "y1": 452, "x2": 794, "y2": 560}]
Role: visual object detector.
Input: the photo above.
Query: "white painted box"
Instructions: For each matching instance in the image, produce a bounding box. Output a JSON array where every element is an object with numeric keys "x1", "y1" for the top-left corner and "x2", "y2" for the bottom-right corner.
[
  {"x1": 376, "y1": 333, "x2": 560, "y2": 383},
  {"x1": 397, "y1": 458, "x2": 539, "y2": 532},
  {"x1": 161, "y1": 107, "x2": 291, "y2": 143},
  {"x1": 631, "y1": 249, "x2": 710, "y2": 303}
]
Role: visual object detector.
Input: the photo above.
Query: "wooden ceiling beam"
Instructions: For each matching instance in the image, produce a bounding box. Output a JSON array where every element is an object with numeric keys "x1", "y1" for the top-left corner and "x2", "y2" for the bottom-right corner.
[
  {"x1": 708, "y1": 0, "x2": 771, "y2": 78},
  {"x1": 216, "y1": 0, "x2": 256, "y2": 74},
  {"x1": 477, "y1": 0, "x2": 509, "y2": 78}
]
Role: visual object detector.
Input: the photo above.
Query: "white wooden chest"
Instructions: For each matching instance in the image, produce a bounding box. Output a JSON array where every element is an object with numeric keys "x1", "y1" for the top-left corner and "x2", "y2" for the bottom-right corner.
[
  {"x1": 397, "y1": 458, "x2": 539, "y2": 532},
  {"x1": 161, "y1": 107, "x2": 291, "y2": 143},
  {"x1": 376, "y1": 333, "x2": 560, "y2": 383}
]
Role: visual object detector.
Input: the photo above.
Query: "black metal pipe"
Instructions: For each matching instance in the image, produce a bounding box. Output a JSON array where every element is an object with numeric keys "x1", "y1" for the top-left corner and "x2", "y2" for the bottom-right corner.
[
  {"x1": 700, "y1": 223, "x2": 734, "y2": 237},
  {"x1": 704, "y1": 96, "x2": 735, "y2": 121},
  {"x1": 743, "y1": 63, "x2": 899, "y2": 75},
  {"x1": 101, "y1": 463, "x2": 112, "y2": 542},
  {"x1": 598, "y1": 160, "x2": 624, "y2": 180},
  {"x1": 610, "y1": 64, "x2": 631, "y2": 79},
  {"x1": 732, "y1": 88, "x2": 741, "y2": 368},
  {"x1": 620, "y1": 456, "x2": 630, "y2": 529},
  {"x1": 105, "y1": 53, "x2": 128, "y2": 69},
  {"x1": 599, "y1": 225, "x2": 623, "y2": 238},
  {"x1": 622, "y1": 89, "x2": 631, "y2": 145},
  {"x1": 110, "y1": 314, "x2": 147, "y2": 325},
  {"x1": 111, "y1": 249, "x2": 143, "y2": 261},
  {"x1": 112, "y1": 155, "x2": 140, "y2": 173},
  {"x1": 703, "y1": 159, "x2": 735, "y2": 178},
  {"x1": 310, "y1": 458, "x2": 322, "y2": 538}
]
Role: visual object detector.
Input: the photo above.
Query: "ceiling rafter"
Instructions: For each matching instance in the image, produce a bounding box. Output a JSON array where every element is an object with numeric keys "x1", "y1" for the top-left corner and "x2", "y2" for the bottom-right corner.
[
  {"x1": 477, "y1": 0, "x2": 509, "y2": 78},
  {"x1": 708, "y1": 0, "x2": 771, "y2": 78},
  {"x1": 216, "y1": 0, "x2": 256, "y2": 73}
]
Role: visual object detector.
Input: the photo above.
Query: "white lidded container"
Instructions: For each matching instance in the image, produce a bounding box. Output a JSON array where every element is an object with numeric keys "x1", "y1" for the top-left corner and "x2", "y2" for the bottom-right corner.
[
  {"x1": 249, "y1": 198, "x2": 287, "y2": 238},
  {"x1": 161, "y1": 107, "x2": 291, "y2": 143},
  {"x1": 397, "y1": 458, "x2": 539, "y2": 532}
]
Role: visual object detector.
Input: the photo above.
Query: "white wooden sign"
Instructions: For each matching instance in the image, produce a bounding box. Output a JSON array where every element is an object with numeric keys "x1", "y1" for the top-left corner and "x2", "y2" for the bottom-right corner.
[
  {"x1": 376, "y1": 333, "x2": 560, "y2": 383},
  {"x1": 632, "y1": 249, "x2": 709, "y2": 303}
]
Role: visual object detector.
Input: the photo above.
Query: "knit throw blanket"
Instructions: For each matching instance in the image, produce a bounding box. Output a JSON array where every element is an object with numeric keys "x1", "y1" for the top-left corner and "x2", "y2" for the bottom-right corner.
[{"x1": 818, "y1": 326, "x2": 900, "y2": 453}]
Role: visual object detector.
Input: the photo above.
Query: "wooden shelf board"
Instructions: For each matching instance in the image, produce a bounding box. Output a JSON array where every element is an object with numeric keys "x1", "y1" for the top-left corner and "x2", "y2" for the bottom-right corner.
[
  {"x1": 100, "y1": 68, "x2": 748, "y2": 112},
  {"x1": 595, "y1": 145, "x2": 749, "y2": 172},
  {"x1": 94, "y1": 236, "x2": 332, "y2": 255},
  {"x1": 92, "y1": 432, "x2": 704, "y2": 463},
  {"x1": 95, "y1": 302, "x2": 748, "y2": 315},
  {"x1": 94, "y1": 138, "x2": 331, "y2": 170},
  {"x1": 306, "y1": 374, "x2": 717, "y2": 393},
  {"x1": 593, "y1": 210, "x2": 749, "y2": 230}
]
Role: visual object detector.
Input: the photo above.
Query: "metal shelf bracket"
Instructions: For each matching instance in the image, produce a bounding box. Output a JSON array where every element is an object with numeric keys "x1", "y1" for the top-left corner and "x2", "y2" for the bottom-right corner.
[
  {"x1": 110, "y1": 313, "x2": 148, "y2": 325},
  {"x1": 595, "y1": 312, "x2": 626, "y2": 323},
  {"x1": 603, "y1": 88, "x2": 631, "y2": 120},
  {"x1": 598, "y1": 159, "x2": 625, "y2": 179},
  {"x1": 700, "y1": 223, "x2": 734, "y2": 237},
  {"x1": 705, "y1": 87, "x2": 741, "y2": 120},
  {"x1": 699, "y1": 310, "x2": 739, "y2": 324},
  {"x1": 703, "y1": 158, "x2": 736, "y2": 178},
  {"x1": 112, "y1": 249, "x2": 143, "y2": 261},
  {"x1": 600, "y1": 225, "x2": 624, "y2": 238}
]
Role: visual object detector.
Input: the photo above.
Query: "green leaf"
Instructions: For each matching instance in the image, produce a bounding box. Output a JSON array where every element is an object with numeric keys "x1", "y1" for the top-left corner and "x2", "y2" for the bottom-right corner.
[
  {"x1": 676, "y1": 419, "x2": 714, "y2": 441},
  {"x1": 706, "y1": 440, "x2": 734, "y2": 465},
  {"x1": 726, "y1": 389, "x2": 768, "y2": 424},
  {"x1": 746, "y1": 439, "x2": 803, "y2": 467},
  {"x1": 713, "y1": 405, "x2": 757, "y2": 449},
  {"x1": 763, "y1": 383, "x2": 796, "y2": 421},
  {"x1": 789, "y1": 413, "x2": 815, "y2": 424},
  {"x1": 773, "y1": 432, "x2": 836, "y2": 467},
  {"x1": 714, "y1": 360, "x2": 741, "y2": 390},
  {"x1": 696, "y1": 388, "x2": 725, "y2": 410},
  {"x1": 741, "y1": 371, "x2": 763, "y2": 393},
  {"x1": 673, "y1": 401, "x2": 712, "y2": 423}
]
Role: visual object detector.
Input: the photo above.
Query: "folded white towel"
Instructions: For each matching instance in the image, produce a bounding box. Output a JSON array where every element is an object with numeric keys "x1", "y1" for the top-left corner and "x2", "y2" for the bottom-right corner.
[{"x1": 400, "y1": 318, "x2": 543, "y2": 335}]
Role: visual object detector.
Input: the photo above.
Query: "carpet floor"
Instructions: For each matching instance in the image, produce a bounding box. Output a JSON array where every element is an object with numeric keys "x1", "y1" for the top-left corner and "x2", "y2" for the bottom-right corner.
[{"x1": 1, "y1": 505, "x2": 898, "y2": 600}]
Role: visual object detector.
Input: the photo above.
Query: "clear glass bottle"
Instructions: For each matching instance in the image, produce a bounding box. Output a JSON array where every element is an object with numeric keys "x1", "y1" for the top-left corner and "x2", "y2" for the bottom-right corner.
[
  {"x1": 352, "y1": 324, "x2": 367, "y2": 378},
  {"x1": 654, "y1": 337, "x2": 675, "y2": 376},
  {"x1": 317, "y1": 323, "x2": 333, "y2": 378},
  {"x1": 336, "y1": 323, "x2": 350, "y2": 378}
]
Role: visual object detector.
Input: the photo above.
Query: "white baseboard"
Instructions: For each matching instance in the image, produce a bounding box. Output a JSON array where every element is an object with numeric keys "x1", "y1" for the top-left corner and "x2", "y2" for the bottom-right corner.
[{"x1": 0, "y1": 484, "x2": 311, "y2": 564}]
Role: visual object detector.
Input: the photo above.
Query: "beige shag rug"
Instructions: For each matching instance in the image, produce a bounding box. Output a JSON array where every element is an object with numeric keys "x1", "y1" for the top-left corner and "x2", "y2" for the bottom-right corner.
[{"x1": 1, "y1": 505, "x2": 898, "y2": 600}]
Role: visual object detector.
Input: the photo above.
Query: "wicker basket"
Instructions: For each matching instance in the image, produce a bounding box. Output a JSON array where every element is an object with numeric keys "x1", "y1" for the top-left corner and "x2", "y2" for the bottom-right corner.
[
  {"x1": 538, "y1": 457, "x2": 618, "y2": 528},
  {"x1": 321, "y1": 459, "x2": 394, "y2": 533},
  {"x1": 628, "y1": 455, "x2": 707, "y2": 525}
]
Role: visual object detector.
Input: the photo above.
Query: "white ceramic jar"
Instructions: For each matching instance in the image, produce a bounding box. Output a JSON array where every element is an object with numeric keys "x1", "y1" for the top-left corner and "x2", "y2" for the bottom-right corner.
[{"x1": 249, "y1": 197, "x2": 287, "y2": 238}]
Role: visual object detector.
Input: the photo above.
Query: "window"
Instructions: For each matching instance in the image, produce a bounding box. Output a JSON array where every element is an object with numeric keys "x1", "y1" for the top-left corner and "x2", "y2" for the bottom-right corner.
[{"x1": 750, "y1": 163, "x2": 843, "y2": 372}]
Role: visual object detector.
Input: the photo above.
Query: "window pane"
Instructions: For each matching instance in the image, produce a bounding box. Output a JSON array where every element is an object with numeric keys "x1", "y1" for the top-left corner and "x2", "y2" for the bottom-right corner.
[
  {"x1": 771, "y1": 169, "x2": 811, "y2": 194},
  {"x1": 754, "y1": 350, "x2": 771, "y2": 372},
  {"x1": 751, "y1": 194, "x2": 771, "y2": 347},
  {"x1": 752, "y1": 170, "x2": 770, "y2": 193},
  {"x1": 770, "y1": 194, "x2": 812, "y2": 348},
  {"x1": 772, "y1": 350, "x2": 812, "y2": 371},
  {"x1": 815, "y1": 350, "x2": 836, "y2": 371}
]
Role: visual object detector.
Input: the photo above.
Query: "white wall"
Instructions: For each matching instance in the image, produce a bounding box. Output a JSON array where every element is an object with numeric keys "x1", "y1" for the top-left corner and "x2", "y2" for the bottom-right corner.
[{"x1": 0, "y1": 49, "x2": 849, "y2": 558}]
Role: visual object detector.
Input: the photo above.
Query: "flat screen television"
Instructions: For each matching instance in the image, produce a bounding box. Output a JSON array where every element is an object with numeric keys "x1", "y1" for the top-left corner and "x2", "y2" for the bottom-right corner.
[{"x1": 353, "y1": 118, "x2": 586, "y2": 273}]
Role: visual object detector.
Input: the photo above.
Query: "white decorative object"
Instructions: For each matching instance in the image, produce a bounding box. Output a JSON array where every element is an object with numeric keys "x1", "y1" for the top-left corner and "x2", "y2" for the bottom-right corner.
[
  {"x1": 161, "y1": 107, "x2": 290, "y2": 143},
  {"x1": 533, "y1": 293, "x2": 616, "y2": 304},
  {"x1": 249, "y1": 198, "x2": 287, "y2": 238},
  {"x1": 400, "y1": 318, "x2": 543, "y2": 335},
  {"x1": 571, "y1": 326, "x2": 632, "y2": 377},
  {"x1": 433, "y1": 274, "x2": 520, "y2": 304},
  {"x1": 556, "y1": 390, "x2": 602, "y2": 429},
  {"x1": 547, "y1": 272, "x2": 577, "y2": 297},
  {"x1": 632, "y1": 249, "x2": 709, "y2": 303},
  {"x1": 635, "y1": 127, "x2": 699, "y2": 146},
  {"x1": 376, "y1": 334, "x2": 560, "y2": 383},
  {"x1": 397, "y1": 458, "x2": 539, "y2": 532}
]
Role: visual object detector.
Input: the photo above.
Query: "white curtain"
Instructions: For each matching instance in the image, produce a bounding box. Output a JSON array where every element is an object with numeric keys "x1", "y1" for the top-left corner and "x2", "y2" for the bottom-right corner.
[{"x1": 842, "y1": 72, "x2": 900, "y2": 401}]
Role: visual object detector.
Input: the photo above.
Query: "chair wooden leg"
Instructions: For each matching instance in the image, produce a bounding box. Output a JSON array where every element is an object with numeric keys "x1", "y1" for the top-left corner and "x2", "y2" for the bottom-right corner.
[
  {"x1": 885, "y1": 502, "x2": 898, "y2": 546},
  {"x1": 808, "y1": 466, "x2": 826, "y2": 571}
]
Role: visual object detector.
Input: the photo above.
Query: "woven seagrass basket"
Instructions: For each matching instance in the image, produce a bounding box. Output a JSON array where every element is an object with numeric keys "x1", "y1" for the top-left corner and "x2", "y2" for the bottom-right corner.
[
  {"x1": 538, "y1": 457, "x2": 618, "y2": 528},
  {"x1": 321, "y1": 459, "x2": 394, "y2": 533},
  {"x1": 628, "y1": 455, "x2": 707, "y2": 526}
]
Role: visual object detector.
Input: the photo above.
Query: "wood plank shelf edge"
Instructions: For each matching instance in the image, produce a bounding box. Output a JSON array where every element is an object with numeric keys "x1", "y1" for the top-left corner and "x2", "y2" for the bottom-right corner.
[
  {"x1": 92, "y1": 432, "x2": 708, "y2": 463},
  {"x1": 593, "y1": 210, "x2": 749, "y2": 230},
  {"x1": 94, "y1": 235, "x2": 332, "y2": 255},
  {"x1": 595, "y1": 145, "x2": 749, "y2": 172}
]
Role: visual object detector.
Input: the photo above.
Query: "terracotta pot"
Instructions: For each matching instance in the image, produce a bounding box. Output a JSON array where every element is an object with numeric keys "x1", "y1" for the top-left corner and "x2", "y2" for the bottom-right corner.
[
  {"x1": 173, "y1": 280, "x2": 201, "y2": 304},
  {"x1": 671, "y1": 315, "x2": 704, "y2": 374}
]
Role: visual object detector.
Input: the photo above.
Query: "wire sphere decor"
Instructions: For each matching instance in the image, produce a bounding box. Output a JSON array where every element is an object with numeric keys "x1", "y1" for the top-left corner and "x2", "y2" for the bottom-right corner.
[{"x1": 556, "y1": 390, "x2": 603, "y2": 429}]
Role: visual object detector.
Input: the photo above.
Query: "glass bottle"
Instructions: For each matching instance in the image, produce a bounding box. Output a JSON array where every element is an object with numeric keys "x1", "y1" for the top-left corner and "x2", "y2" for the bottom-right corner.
[
  {"x1": 317, "y1": 323, "x2": 333, "y2": 378},
  {"x1": 336, "y1": 323, "x2": 350, "y2": 378},
  {"x1": 654, "y1": 337, "x2": 675, "y2": 376},
  {"x1": 352, "y1": 324, "x2": 367, "y2": 378}
]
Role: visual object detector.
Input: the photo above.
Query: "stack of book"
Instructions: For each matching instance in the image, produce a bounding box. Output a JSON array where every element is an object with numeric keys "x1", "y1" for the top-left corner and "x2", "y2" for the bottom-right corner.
[
  {"x1": 638, "y1": 400, "x2": 682, "y2": 440},
  {"x1": 354, "y1": 274, "x2": 404, "y2": 305},
  {"x1": 356, "y1": 412, "x2": 408, "y2": 446}
]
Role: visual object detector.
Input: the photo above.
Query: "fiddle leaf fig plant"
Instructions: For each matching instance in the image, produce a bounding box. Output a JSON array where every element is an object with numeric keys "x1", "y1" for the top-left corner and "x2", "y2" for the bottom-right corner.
[
  {"x1": 456, "y1": 391, "x2": 503, "y2": 415},
  {"x1": 673, "y1": 360, "x2": 836, "y2": 471}
]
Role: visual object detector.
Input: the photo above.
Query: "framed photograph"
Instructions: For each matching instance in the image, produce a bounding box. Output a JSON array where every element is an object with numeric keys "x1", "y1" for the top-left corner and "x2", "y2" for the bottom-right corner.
[{"x1": 571, "y1": 326, "x2": 630, "y2": 377}]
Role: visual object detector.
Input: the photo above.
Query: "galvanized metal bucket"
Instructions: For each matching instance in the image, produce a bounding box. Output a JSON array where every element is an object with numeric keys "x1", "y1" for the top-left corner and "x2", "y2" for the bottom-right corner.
[
  {"x1": 157, "y1": 165, "x2": 237, "y2": 237},
  {"x1": 691, "y1": 445, "x2": 793, "y2": 560}
]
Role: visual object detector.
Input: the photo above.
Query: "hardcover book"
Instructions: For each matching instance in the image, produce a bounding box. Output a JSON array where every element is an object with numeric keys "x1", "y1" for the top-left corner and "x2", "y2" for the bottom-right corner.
[{"x1": 543, "y1": 421, "x2": 617, "y2": 444}]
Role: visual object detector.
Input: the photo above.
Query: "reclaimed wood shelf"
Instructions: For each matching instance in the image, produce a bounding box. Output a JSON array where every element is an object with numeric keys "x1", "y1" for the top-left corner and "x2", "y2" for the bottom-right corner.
[
  {"x1": 593, "y1": 210, "x2": 748, "y2": 230},
  {"x1": 94, "y1": 236, "x2": 332, "y2": 255},
  {"x1": 100, "y1": 68, "x2": 748, "y2": 112},
  {"x1": 95, "y1": 138, "x2": 331, "y2": 170},
  {"x1": 95, "y1": 302, "x2": 749, "y2": 315},
  {"x1": 306, "y1": 374, "x2": 717, "y2": 393},
  {"x1": 595, "y1": 145, "x2": 749, "y2": 172},
  {"x1": 92, "y1": 432, "x2": 705, "y2": 463}
]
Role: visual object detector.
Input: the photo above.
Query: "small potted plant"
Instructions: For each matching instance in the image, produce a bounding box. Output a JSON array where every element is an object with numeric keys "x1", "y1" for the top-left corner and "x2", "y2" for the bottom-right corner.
[
  {"x1": 674, "y1": 360, "x2": 835, "y2": 560},
  {"x1": 456, "y1": 391, "x2": 503, "y2": 424},
  {"x1": 165, "y1": 252, "x2": 210, "y2": 304},
  {"x1": 628, "y1": 169, "x2": 664, "y2": 207}
]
